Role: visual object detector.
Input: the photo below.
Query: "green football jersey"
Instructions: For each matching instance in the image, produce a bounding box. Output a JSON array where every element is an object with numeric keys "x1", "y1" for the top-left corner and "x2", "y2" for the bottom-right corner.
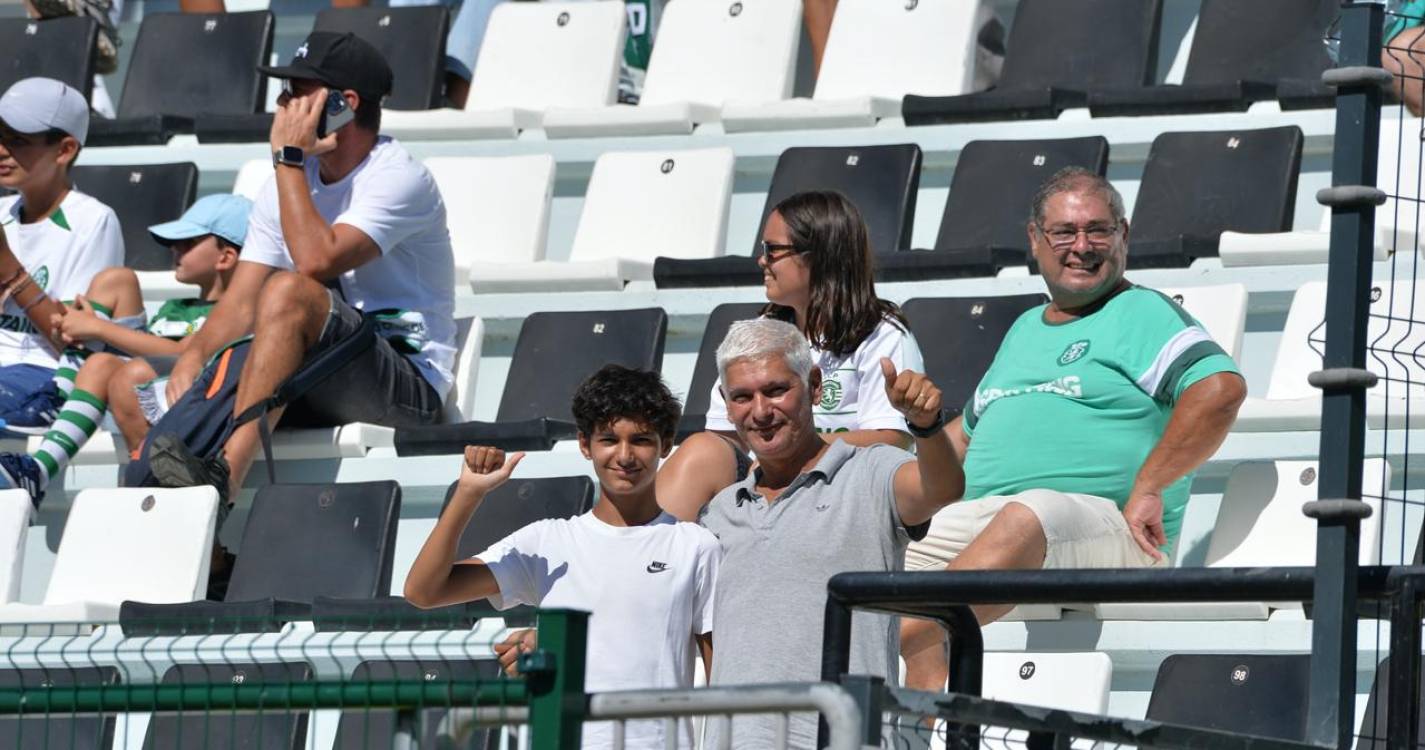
[
  {"x1": 147, "y1": 298, "x2": 215, "y2": 340},
  {"x1": 961, "y1": 286, "x2": 1240, "y2": 548}
]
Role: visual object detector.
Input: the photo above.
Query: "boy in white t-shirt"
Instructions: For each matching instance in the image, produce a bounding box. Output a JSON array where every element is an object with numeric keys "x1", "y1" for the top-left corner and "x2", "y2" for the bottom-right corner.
[
  {"x1": 405, "y1": 365, "x2": 721, "y2": 750},
  {"x1": 0, "y1": 77, "x2": 124, "y2": 434}
]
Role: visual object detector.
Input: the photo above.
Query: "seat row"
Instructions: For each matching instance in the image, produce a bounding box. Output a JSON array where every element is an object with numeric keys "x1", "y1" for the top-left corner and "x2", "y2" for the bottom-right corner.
[
  {"x1": 0, "y1": 0, "x2": 1344, "y2": 147},
  {"x1": 97, "y1": 122, "x2": 1417, "y2": 298}
]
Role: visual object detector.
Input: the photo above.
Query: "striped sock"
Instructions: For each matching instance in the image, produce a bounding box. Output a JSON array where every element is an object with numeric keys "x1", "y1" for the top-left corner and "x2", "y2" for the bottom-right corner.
[
  {"x1": 32, "y1": 389, "x2": 106, "y2": 486},
  {"x1": 50, "y1": 361, "x2": 79, "y2": 397}
]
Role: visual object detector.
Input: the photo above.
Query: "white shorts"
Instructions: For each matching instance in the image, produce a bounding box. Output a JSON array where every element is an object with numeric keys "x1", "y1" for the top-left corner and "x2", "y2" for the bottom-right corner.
[{"x1": 904, "y1": 489, "x2": 1166, "y2": 571}]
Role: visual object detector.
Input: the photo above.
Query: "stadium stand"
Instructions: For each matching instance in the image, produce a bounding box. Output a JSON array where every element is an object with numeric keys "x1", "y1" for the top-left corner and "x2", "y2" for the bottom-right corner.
[
  {"x1": 902, "y1": 293, "x2": 1046, "y2": 422},
  {"x1": 120, "y1": 481, "x2": 401, "y2": 633},
  {"x1": 883, "y1": 136, "x2": 1110, "y2": 280},
  {"x1": 87, "y1": 11, "x2": 274, "y2": 146},
  {"x1": 1145, "y1": 654, "x2": 1312, "y2": 742},
  {"x1": 333, "y1": 659, "x2": 500, "y2": 750},
  {"x1": 0, "y1": 487, "x2": 219, "y2": 629},
  {"x1": 441, "y1": 474, "x2": 595, "y2": 557},
  {"x1": 1126, "y1": 126, "x2": 1304, "y2": 268},
  {"x1": 0, "y1": 666, "x2": 119, "y2": 750},
  {"x1": 542, "y1": 0, "x2": 801, "y2": 138},
  {"x1": 144, "y1": 662, "x2": 312, "y2": 749},
  {"x1": 1094, "y1": 459, "x2": 1386, "y2": 620},
  {"x1": 471, "y1": 146, "x2": 734, "y2": 292},
  {"x1": 425, "y1": 154, "x2": 555, "y2": 287},
  {"x1": 979, "y1": 651, "x2": 1113, "y2": 746},
  {"x1": 676, "y1": 301, "x2": 765, "y2": 439},
  {"x1": 70, "y1": 162, "x2": 198, "y2": 273},
  {"x1": 721, "y1": 0, "x2": 990, "y2": 132},
  {"x1": 0, "y1": 491, "x2": 29, "y2": 604},
  {"x1": 654, "y1": 143, "x2": 921, "y2": 288},
  {"x1": 381, "y1": 0, "x2": 626, "y2": 140},
  {"x1": 0, "y1": 16, "x2": 98, "y2": 100},
  {"x1": 1088, "y1": 0, "x2": 1336, "y2": 116},
  {"x1": 903, "y1": 0, "x2": 1162, "y2": 125},
  {"x1": 394, "y1": 308, "x2": 667, "y2": 455}
]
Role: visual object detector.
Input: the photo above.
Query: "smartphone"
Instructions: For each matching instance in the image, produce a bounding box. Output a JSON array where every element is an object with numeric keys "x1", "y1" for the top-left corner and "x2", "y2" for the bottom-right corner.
[{"x1": 316, "y1": 89, "x2": 355, "y2": 138}]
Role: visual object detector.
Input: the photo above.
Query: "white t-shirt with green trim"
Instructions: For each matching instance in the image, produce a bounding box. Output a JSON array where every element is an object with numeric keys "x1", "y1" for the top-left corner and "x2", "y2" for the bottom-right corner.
[
  {"x1": 704, "y1": 317, "x2": 924, "y2": 435},
  {"x1": 242, "y1": 136, "x2": 457, "y2": 402},
  {"x1": 961, "y1": 285, "x2": 1241, "y2": 547},
  {"x1": 0, "y1": 191, "x2": 124, "y2": 370}
]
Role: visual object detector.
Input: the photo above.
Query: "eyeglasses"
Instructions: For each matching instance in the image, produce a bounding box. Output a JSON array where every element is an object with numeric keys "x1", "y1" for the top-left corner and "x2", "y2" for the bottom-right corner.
[
  {"x1": 759, "y1": 241, "x2": 803, "y2": 263},
  {"x1": 1038, "y1": 222, "x2": 1120, "y2": 249}
]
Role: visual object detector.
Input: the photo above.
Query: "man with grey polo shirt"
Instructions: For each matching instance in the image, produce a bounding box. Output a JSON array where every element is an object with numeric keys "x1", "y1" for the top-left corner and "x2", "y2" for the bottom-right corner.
[{"x1": 701, "y1": 317, "x2": 963, "y2": 749}]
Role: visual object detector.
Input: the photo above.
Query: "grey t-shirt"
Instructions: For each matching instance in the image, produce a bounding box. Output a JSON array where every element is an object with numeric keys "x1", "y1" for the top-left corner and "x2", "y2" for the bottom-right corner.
[{"x1": 701, "y1": 441, "x2": 918, "y2": 749}]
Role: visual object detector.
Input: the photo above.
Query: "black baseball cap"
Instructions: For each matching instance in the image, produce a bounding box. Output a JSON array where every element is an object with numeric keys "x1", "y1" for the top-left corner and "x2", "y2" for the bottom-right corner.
[{"x1": 258, "y1": 31, "x2": 394, "y2": 104}]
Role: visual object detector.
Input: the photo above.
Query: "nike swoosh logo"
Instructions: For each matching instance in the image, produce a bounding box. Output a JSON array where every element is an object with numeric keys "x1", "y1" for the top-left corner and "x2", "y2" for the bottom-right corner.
[{"x1": 646, "y1": 562, "x2": 669, "y2": 574}]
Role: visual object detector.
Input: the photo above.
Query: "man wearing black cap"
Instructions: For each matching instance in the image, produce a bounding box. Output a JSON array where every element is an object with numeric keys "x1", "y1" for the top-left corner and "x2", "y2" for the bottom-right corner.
[{"x1": 140, "y1": 32, "x2": 457, "y2": 504}]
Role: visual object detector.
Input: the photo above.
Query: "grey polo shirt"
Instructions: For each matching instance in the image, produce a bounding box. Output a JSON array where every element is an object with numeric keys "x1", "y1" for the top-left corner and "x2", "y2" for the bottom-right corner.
[{"x1": 702, "y1": 440, "x2": 919, "y2": 749}]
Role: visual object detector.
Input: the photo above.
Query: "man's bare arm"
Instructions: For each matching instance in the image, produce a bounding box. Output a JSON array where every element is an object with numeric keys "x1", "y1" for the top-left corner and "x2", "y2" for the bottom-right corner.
[
  {"x1": 696, "y1": 633, "x2": 714, "y2": 683},
  {"x1": 1123, "y1": 372, "x2": 1247, "y2": 558}
]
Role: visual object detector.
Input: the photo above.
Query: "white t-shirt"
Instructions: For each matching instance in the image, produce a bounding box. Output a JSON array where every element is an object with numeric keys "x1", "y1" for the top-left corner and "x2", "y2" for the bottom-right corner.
[
  {"x1": 0, "y1": 191, "x2": 124, "y2": 369},
  {"x1": 705, "y1": 316, "x2": 925, "y2": 434},
  {"x1": 243, "y1": 136, "x2": 458, "y2": 402},
  {"x1": 477, "y1": 510, "x2": 721, "y2": 750}
]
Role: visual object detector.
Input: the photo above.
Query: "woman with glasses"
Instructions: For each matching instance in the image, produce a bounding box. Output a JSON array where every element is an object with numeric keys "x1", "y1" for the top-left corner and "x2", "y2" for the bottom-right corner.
[{"x1": 657, "y1": 190, "x2": 924, "y2": 521}]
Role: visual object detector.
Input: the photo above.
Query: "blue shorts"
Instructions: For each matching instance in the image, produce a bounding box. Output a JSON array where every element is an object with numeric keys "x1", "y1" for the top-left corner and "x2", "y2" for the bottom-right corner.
[{"x1": 0, "y1": 364, "x2": 62, "y2": 433}]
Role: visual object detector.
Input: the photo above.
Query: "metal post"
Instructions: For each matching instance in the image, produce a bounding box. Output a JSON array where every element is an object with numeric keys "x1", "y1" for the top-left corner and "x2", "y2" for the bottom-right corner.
[
  {"x1": 818, "y1": 596, "x2": 855, "y2": 748},
  {"x1": 1387, "y1": 577, "x2": 1422, "y2": 750},
  {"x1": 525, "y1": 608, "x2": 589, "y2": 750},
  {"x1": 1310, "y1": 3, "x2": 1385, "y2": 747}
]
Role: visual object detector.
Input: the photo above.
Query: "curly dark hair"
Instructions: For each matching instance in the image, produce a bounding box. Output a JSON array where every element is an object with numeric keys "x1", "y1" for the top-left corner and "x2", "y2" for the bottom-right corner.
[
  {"x1": 762, "y1": 190, "x2": 907, "y2": 357},
  {"x1": 570, "y1": 364, "x2": 682, "y2": 446}
]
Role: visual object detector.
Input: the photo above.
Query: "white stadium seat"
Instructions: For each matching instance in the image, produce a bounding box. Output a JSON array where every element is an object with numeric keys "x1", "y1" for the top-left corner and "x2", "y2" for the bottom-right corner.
[
  {"x1": 0, "y1": 487, "x2": 218, "y2": 629},
  {"x1": 0, "y1": 491, "x2": 32, "y2": 603},
  {"x1": 1096, "y1": 460, "x2": 1385, "y2": 620},
  {"x1": 927, "y1": 652, "x2": 1112, "y2": 750},
  {"x1": 721, "y1": 0, "x2": 987, "y2": 132},
  {"x1": 471, "y1": 147, "x2": 734, "y2": 292},
  {"x1": 1235, "y1": 280, "x2": 1425, "y2": 431},
  {"x1": 542, "y1": 0, "x2": 802, "y2": 138},
  {"x1": 383, "y1": 1, "x2": 627, "y2": 140},
  {"x1": 427, "y1": 154, "x2": 555, "y2": 287},
  {"x1": 1156, "y1": 284, "x2": 1248, "y2": 360},
  {"x1": 1220, "y1": 116, "x2": 1422, "y2": 266}
]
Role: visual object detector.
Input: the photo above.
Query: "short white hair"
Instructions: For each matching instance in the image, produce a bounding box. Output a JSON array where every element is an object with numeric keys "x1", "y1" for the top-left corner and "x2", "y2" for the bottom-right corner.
[{"x1": 716, "y1": 318, "x2": 814, "y2": 384}]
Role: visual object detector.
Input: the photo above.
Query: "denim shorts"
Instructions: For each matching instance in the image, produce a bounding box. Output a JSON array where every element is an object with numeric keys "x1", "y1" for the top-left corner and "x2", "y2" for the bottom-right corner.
[{"x1": 0, "y1": 364, "x2": 62, "y2": 432}]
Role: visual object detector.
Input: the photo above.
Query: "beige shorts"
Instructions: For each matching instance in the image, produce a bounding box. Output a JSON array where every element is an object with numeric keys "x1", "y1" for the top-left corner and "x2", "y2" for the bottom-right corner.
[{"x1": 904, "y1": 489, "x2": 1166, "y2": 571}]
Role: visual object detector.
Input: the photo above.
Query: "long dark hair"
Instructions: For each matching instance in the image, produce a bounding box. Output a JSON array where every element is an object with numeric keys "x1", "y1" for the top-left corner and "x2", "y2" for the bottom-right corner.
[{"x1": 763, "y1": 190, "x2": 906, "y2": 357}]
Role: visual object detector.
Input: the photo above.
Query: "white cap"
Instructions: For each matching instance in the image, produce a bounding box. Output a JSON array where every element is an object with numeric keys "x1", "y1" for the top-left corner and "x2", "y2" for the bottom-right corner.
[{"x1": 0, "y1": 78, "x2": 89, "y2": 146}]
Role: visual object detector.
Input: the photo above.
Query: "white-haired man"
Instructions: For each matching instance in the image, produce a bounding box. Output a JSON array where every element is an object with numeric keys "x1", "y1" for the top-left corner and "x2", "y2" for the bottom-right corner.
[{"x1": 701, "y1": 317, "x2": 962, "y2": 749}]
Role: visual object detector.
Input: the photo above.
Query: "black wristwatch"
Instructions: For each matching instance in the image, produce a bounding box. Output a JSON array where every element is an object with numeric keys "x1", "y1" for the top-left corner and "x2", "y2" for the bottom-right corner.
[
  {"x1": 907, "y1": 409, "x2": 947, "y2": 439},
  {"x1": 272, "y1": 145, "x2": 305, "y2": 169}
]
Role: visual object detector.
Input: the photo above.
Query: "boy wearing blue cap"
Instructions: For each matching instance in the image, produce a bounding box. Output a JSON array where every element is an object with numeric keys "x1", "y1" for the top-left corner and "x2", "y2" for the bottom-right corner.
[{"x1": 0, "y1": 193, "x2": 252, "y2": 506}]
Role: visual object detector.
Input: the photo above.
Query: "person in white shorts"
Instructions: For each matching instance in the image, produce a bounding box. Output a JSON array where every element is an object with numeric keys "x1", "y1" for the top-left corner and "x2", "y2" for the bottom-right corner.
[
  {"x1": 899, "y1": 167, "x2": 1248, "y2": 692},
  {"x1": 405, "y1": 365, "x2": 720, "y2": 750}
]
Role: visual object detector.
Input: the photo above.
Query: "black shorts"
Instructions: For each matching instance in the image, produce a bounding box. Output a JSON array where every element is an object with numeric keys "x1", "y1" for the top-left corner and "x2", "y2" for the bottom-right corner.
[{"x1": 280, "y1": 291, "x2": 441, "y2": 429}]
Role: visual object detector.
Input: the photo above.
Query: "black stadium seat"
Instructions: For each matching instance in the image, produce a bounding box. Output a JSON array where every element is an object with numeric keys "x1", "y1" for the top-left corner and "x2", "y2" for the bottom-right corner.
[
  {"x1": 0, "y1": 17, "x2": 98, "y2": 100},
  {"x1": 120, "y1": 481, "x2": 402, "y2": 633},
  {"x1": 1357, "y1": 655, "x2": 1423, "y2": 750},
  {"x1": 678, "y1": 302, "x2": 766, "y2": 440},
  {"x1": 70, "y1": 163, "x2": 198, "y2": 272},
  {"x1": 0, "y1": 667, "x2": 118, "y2": 750},
  {"x1": 879, "y1": 137, "x2": 1110, "y2": 281},
  {"x1": 903, "y1": 0, "x2": 1162, "y2": 125},
  {"x1": 1128, "y1": 126, "x2": 1303, "y2": 268},
  {"x1": 88, "y1": 11, "x2": 274, "y2": 147},
  {"x1": 903, "y1": 294, "x2": 1046, "y2": 420},
  {"x1": 314, "y1": 6, "x2": 450, "y2": 110},
  {"x1": 395, "y1": 308, "x2": 668, "y2": 455},
  {"x1": 1088, "y1": 0, "x2": 1336, "y2": 117},
  {"x1": 1145, "y1": 654, "x2": 1310, "y2": 742},
  {"x1": 334, "y1": 660, "x2": 501, "y2": 750},
  {"x1": 654, "y1": 145, "x2": 922, "y2": 288},
  {"x1": 144, "y1": 662, "x2": 311, "y2": 750}
]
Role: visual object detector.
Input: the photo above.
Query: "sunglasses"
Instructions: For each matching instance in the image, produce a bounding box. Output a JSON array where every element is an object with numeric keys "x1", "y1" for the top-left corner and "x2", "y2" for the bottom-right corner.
[{"x1": 759, "y1": 241, "x2": 803, "y2": 263}]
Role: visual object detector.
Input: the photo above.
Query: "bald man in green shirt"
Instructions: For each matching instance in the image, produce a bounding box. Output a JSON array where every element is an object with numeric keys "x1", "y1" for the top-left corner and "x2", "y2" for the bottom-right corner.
[{"x1": 900, "y1": 167, "x2": 1247, "y2": 691}]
